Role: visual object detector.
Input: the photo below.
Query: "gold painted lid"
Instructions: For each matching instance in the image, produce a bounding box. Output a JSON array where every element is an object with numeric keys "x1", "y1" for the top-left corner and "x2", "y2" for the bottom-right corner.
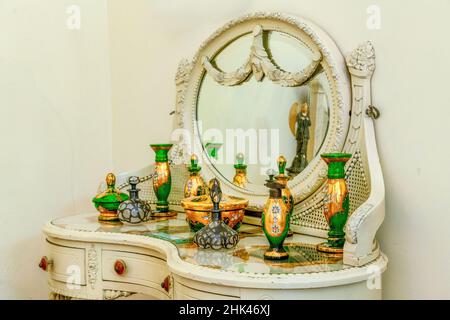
[{"x1": 181, "y1": 194, "x2": 248, "y2": 211}]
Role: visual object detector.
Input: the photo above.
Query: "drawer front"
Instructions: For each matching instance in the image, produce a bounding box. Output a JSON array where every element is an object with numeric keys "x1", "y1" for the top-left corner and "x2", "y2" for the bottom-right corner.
[
  {"x1": 175, "y1": 281, "x2": 239, "y2": 300},
  {"x1": 102, "y1": 250, "x2": 170, "y2": 293},
  {"x1": 46, "y1": 241, "x2": 86, "y2": 285}
]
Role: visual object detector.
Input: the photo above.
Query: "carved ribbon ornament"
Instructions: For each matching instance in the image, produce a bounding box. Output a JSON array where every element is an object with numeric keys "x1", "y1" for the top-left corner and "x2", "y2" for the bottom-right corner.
[{"x1": 202, "y1": 25, "x2": 322, "y2": 87}]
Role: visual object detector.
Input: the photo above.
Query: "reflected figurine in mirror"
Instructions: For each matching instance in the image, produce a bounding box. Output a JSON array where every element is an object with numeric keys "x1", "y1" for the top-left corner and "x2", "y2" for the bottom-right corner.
[{"x1": 288, "y1": 102, "x2": 311, "y2": 177}]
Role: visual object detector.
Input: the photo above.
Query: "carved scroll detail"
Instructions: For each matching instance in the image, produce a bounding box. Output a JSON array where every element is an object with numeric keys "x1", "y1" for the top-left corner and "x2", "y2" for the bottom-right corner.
[
  {"x1": 345, "y1": 203, "x2": 374, "y2": 243},
  {"x1": 49, "y1": 292, "x2": 72, "y2": 300},
  {"x1": 202, "y1": 25, "x2": 322, "y2": 87},
  {"x1": 103, "y1": 290, "x2": 134, "y2": 300},
  {"x1": 87, "y1": 246, "x2": 97, "y2": 289}
]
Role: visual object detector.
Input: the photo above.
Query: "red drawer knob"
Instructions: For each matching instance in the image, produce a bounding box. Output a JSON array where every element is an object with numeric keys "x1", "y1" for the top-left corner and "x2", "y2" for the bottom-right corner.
[
  {"x1": 114, "y1": 259, "x2": 127, "y2": 275},
  {"x1": 39, "y1": 256, "x2": 52, "y2": 271},
  {"x1": 161, "y1": 275, "x2": 171, "y2": 293}
]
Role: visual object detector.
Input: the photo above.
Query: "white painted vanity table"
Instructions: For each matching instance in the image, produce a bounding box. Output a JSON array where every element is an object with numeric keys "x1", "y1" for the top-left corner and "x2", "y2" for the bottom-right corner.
[
  {"x1": 40, "y1": 13, "x2": 387, "y2": 300},
  {"x1": 42, "y1": 211, "x2": 386, "y2": 300}
]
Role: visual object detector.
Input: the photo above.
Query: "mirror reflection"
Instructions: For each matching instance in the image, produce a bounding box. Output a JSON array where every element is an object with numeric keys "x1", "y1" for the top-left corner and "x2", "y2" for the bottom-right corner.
[{"x1": 197, "y1": 31, "x2": 330, "y2": 188}]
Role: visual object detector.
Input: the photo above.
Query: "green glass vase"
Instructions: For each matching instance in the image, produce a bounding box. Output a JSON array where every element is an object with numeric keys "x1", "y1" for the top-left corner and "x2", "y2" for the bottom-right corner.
[
  {"x1": 317, "y1": 153, "x2": 352, "y2": 254},
  {"x1": 150, "y1": 144, "x2": 174, "y2": 216}
]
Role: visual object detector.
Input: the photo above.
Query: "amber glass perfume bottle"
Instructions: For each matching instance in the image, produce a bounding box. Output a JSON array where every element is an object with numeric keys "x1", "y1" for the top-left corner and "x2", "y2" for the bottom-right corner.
[
  {"x1": 262, "y1": 173, "x2": 290, "y2": 260},
  {"x1": 233, "y1": 153, "x2": 248, "y2": 188},
  {"x1": 184, "y1": 154, "x2": 207, "y2": 198}
]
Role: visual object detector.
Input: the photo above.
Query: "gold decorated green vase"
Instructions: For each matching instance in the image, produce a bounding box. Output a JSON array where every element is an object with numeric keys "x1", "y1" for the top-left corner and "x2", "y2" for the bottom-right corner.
[
  {"x1": 262, "y1": 175, "x2": 290, "y2": 260},
  {"x1": 150, "y1": 144, "x2": 173, "y2": 215},
  {"x1": 275, "y1": 156, "x2": 294, "y2": 237},
  {"x1": 317, "y1": 153, "x2": 352, "y2": 254}
]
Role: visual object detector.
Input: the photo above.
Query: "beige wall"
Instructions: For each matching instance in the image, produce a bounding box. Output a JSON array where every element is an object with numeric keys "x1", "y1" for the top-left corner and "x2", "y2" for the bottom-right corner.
[
  {"x1": 108, "y1": 0, "x2": 450, "y2": 299},
  {"x1": 0, "y1": 0, "x2": 112, "y2": 298},
  {"x1": 2, "y1": 0, "x2": 450, "y2": 299}
]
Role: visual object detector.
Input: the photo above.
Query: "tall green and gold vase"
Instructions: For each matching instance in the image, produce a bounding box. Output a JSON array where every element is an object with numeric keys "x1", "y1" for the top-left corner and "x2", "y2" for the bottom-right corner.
[
  {"x1": 275, "y1": 156, "x2": 294, "y2": 237},
  {"x1": 317, "y1": 153, "x2": 352, "y2": 254},
  {"x1": 150, "y1": 144, "x2": 176, "y2": 217}
]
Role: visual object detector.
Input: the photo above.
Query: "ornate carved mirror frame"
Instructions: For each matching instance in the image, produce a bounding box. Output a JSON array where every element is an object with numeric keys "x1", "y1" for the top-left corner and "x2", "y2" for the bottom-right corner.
[
  {"x1": 172, "y1": 12, "x2": 384, "y2": 266},
  {"x1": 173, "y1": 13, "x2": 351, "y2": 209}
]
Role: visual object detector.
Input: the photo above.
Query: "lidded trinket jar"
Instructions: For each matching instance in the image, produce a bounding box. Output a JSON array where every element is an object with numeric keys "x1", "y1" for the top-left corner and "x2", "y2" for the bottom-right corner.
[
  {"x1": 262, "y1": 171, "x2": 290, "y2": 260},
  {"x1": 184, "y1": 154, "x2": 207, "y2": 198},
  {"x1": 92, "y1": 173, "x2": 129, "y2": 223},
  {"x1": 181, "y1": 193, "x2": 248, "y2": 232},
  {"x1": 233, "y1": 153, "x2": 248, "y2": 188},
  {"x1": 117, "y1": 176, "x2": 152, "y2": 224}
]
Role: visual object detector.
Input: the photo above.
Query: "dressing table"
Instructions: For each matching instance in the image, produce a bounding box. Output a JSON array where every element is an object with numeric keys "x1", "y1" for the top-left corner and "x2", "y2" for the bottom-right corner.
[{"x1": 40, "y1": 13, "x2": 387, "y2": 300}]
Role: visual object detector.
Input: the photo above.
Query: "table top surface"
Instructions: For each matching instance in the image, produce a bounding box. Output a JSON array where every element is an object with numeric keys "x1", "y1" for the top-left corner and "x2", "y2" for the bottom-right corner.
[{"x1": 51, "y1": 212, "x2": 351, "y2": 275}]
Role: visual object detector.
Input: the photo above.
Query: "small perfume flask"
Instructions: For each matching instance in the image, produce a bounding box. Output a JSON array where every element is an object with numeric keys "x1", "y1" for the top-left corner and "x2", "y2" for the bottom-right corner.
[
  {"x1": 117, "y1": 176, "x2": 152, "y2": 224},
  {"x1": 192, "y1": 178, "x2": 240, "y2": 250},
  {"x1": 232, "y1": 153, "x2": 248, "y2": 188},
  {"x1": 184, "y1": 154, "x2": 207, "y2": 198},
  {"x1": 92, "y1": 173, "x2": 129, "y2": 223},
  {"x1": 262, "y1": 172, "x2": 289, "y2": 260}
]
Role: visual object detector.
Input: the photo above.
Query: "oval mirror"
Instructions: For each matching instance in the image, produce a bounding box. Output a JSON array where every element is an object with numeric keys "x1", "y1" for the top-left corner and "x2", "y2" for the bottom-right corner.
[
  {"x1": 197, "y1": 31, "x2": 331, "y2": 189},
  {"x1": 175, "y1": 14, "x2": 351, "y2": 210}
]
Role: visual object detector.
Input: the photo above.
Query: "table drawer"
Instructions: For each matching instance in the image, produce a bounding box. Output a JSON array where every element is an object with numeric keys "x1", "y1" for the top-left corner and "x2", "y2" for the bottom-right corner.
[
  {"x1": 175, "y1": 281, "x2": 239, "y2": 300},
  {"x1": 102, "y1": 250, "x2": 171, "y2": 293},
  {"x1": 46, "y1": 241, "x2": 86, "y2": 285}
]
